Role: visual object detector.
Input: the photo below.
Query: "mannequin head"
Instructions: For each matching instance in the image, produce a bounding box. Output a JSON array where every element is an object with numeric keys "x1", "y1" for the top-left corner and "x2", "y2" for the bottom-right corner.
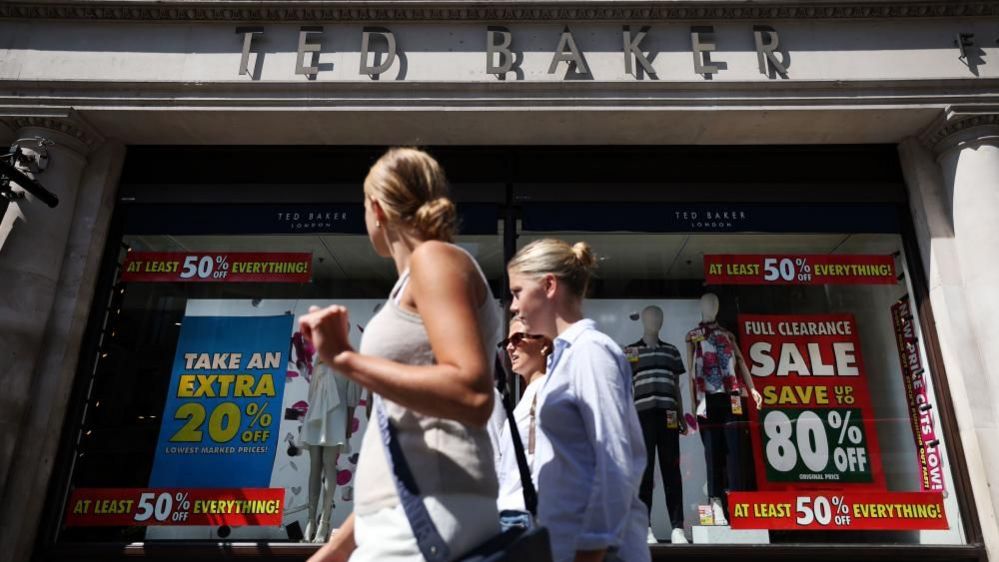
[
  {"x1": 641, "y1": 305, "x2": 664, "y2": 335},
  {"x1": 700, "y1": 293, "x2": 720, "y2": 322}
]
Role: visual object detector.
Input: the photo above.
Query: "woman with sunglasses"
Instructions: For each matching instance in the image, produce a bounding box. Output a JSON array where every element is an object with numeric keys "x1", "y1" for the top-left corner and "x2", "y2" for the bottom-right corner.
[
  {"x1": 301, "y1": 148, "x2": 502, "y2": 562},
  {"x1": 496, "y1": 318, "x2": 552, "y2": 530},
  {"x1": 507, "y1": 239, "x2": 650, "y2": 562}
]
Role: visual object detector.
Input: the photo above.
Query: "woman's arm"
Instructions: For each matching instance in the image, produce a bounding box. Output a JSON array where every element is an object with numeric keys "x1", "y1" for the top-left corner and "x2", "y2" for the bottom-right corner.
[
  {"x1": 571, "y1": 342, "x2": 642, "y2": 555},
  {"x1": 307, "y1": 513, "x2": 355, "y2": 562},
  {"x1": 299, "y1": 242, "x2": 495, "y2": 427}
]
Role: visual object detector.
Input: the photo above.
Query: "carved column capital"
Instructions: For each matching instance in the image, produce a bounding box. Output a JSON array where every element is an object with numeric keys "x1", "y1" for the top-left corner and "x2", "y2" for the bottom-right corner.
[
  {"x1": 0, "y1": 110, "x2": 104, "y2": 156},
  {"x1": 919, "y1": 106, "x2": 999, "y2": 156}
]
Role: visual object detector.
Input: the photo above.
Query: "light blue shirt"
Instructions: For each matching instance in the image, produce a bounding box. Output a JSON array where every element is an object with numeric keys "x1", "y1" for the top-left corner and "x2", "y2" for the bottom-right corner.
[{"x1": 532, "y1": 319, "x2": 651, "y2": 562}]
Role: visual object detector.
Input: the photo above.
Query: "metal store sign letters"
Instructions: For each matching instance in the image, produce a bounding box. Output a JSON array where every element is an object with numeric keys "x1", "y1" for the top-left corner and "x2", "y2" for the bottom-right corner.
[{"x1": 235, "y1": 24, "x2": 791, "y2": 80}]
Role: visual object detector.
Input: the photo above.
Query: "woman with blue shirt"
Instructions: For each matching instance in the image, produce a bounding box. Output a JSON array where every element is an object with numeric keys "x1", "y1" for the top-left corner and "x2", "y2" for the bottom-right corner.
[{"x1": 507, "y1": 239, "x2": 650, "y2": 562}]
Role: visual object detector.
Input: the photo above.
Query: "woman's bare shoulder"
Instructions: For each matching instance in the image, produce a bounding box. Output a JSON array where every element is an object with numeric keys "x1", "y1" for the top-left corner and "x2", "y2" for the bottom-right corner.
[{"x1": 410, "y1": 241, "x2": 473, "y2": 274}]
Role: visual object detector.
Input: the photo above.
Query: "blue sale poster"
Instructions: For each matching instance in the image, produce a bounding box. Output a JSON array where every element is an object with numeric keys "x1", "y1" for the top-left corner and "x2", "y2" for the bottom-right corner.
[{"x1": 149, "y1": 315, "x2": 294, "y2": 488}]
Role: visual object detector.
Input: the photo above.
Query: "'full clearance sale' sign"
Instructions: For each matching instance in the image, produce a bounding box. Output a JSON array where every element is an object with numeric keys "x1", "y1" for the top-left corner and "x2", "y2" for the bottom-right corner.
[
  {"x1": 738, "y1": 314, "x2": 885, "y2": 490},
  {"x1": 727, "y1": 314, "x2": 948, "y2": 532}
]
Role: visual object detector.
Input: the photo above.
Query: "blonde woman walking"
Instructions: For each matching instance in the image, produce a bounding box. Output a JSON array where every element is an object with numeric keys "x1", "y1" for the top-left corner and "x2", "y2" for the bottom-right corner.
[
  {"x1": 507, "y1": 239, "x2": 650, "y2": 562},
  {"x1": 301, "y1": 148, "x2": 502, "y2": 562}
]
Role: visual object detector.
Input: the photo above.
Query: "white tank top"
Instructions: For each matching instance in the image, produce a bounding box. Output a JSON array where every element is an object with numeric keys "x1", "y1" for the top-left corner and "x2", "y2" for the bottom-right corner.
[{"x1": 353, "y1": 244, "x2": 502, "y2": 515}]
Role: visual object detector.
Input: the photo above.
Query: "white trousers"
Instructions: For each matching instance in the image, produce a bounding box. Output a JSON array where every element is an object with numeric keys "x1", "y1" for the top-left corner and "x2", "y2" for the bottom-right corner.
[{"x1": 351, "y1": 494, "x2": 500, "y2": 562}]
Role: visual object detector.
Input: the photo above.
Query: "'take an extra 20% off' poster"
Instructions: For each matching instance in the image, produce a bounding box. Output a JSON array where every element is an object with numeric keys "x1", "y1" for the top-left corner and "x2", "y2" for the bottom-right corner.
[{"x1": 63, "y1": 252, "x2": 311, "y2": 530}]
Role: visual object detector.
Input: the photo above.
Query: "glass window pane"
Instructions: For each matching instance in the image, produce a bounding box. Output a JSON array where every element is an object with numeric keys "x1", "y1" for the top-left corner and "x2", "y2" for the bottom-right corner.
[{"x1": 519, "y1": 204, "x2": 963, "y2": 546}]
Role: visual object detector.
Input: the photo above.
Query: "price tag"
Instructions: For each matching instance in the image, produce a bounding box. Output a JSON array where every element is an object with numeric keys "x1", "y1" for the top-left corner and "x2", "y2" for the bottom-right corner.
[
  {"x1": 731, "y1": 394, "x2": 744, "y2": 416},
  {"x1": 624, "y1": 346, "x2": 640, "y2": 364}
]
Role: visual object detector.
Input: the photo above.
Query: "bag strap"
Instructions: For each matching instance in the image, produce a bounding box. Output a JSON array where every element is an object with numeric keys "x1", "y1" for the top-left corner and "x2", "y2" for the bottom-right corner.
[
  {"x1": 494, "y1": 356, "x2": 539, "y2": 516},
  {"x1": 374, "y1": 397, "x2": 451, "y2": 562}
]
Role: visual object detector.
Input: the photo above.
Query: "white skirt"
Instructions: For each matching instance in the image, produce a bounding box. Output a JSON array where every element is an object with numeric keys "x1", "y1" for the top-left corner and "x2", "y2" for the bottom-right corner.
[{"x1": 350, "y1": 494, "x2": 500, "y2": 562}]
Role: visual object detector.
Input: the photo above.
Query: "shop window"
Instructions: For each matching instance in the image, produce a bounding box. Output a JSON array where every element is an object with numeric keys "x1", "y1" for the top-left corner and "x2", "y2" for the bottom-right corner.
[
  {"x1": 519, "y1": 202, "x2": 963, "y2": 546},
  {"x1": 57, "y1": 201, "x2": 503, "y2": 543},
  {"x1": 51, "y1": 147, "x2": 968, "y2": 553}
]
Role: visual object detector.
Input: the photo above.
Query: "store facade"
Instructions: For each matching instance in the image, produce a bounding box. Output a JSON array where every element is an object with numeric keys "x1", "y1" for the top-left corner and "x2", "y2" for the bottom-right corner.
[{"x1": 0, "y1": 2, "x2": 998, "y2": 562}]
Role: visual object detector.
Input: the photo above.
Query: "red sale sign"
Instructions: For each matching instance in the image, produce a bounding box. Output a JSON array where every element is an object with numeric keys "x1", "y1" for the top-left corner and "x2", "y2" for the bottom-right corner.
[
  {"x1": 705, "y1": 255, "x2": 896, "y2": 285},
  {"x1": 891, "y1": 298, "x2": 946, "y2": 493},
  {"x1": 739, "y1": 314, "x2": 885, "y2": 491},
  {"x1": 729, "y1": 491, "x2": 947, "y2": 531},
  {"x1": 64, "y1": 488, "x2": 285, "y2": 527},
  {"x1": 121, "y1": 252, "x2": 312, "y2": 283}
]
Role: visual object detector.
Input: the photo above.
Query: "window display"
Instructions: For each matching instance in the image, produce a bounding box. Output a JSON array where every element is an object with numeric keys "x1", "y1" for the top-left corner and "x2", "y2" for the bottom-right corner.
[
  {"x1": 520, "y1": 201, "x2": 964, "y2": 547},
  {"x1": 57, "y1": 197, "x2": 504, "y2": 542},
  {"x1": 55, "y1": 190, "x2": 965, "y2": 552}
]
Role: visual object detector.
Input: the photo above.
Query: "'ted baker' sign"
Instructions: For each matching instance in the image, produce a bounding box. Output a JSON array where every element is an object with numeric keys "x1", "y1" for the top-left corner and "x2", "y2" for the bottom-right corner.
[{"x1": 236, "y1": 24, "x2": 791, "y2": 80}]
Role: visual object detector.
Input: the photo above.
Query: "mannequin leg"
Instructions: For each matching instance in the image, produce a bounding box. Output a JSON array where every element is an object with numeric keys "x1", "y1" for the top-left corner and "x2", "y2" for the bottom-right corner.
[
  {"x1": 701, "y1": 395, "x2": 731, "y2": 525},
  {"x1": 305, "y1": 445, "x2": 323, "y2": 542},
  {"x1": 662, "y1": 426, "x2": 684, "y2": 532},
  {"x1": 637, "y1": 410, "x2": 658, "y2": 516},
  {"x1": 721, "y1": 408, "x2": 744, "y2": 515},
  {"x1": 313, "y1": 445, "x2": 343, "y2": 543}
]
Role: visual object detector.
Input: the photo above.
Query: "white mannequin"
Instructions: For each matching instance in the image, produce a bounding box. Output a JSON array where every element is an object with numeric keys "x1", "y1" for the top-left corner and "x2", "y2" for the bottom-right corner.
[
  {"x1": 686, "y1": 293, "x2": 761, "y2": 413},
  {"x1": 305, "y1": 443, "x2": 344, "y2": 543},
  {"x1": 635, "y1": 305, "x2": 690, "y2": 544},
  {"x1": 685, "y1": 293, "x2": 761, "y2": 526},
  {"x1": 301, "y1": 362, "x2": 358, "y2": 543}
]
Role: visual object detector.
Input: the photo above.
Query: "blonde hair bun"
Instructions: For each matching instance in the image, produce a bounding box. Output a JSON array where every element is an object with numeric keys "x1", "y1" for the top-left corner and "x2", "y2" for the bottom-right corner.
[
  {"x1": 507, "y1": 238, "x2": 598, "y2": 298},
  {"x1": 364, "y1": 147, "x2": 456, "y2": 241},
  {"x1": 571, "y1": 241, "x2": 597, "y2": 271},
  {"x1": 414, "y1": 197, "x2": 458, "y2": 242}
]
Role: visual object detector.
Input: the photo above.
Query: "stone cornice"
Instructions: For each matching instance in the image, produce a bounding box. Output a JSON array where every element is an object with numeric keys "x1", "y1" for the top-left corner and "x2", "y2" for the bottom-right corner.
[
  {"x1": 0, "y1": 113, "x2": 104, "y2": 151},
  {"x1": 2, "y1": 1, "x2": 999, "y2": 22},
  {"x1": 919, "y1": 106, "x2": 999, "y2": 153}
]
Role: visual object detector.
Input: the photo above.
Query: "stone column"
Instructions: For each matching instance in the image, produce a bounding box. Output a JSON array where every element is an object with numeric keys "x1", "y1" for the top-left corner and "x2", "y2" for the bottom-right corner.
[
  {"x1": 902, "y1": 107, "x2": 999, "y2": 559},
  {"x1": 0, "y1": 115, "x2": 101, "y2": 559},
  {"x1": 5, "y1": 140, "x2": 125, "y2": 562}
]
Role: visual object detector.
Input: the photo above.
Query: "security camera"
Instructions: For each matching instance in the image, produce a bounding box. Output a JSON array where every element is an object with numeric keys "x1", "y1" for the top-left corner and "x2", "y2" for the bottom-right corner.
[
  {"x1": 12, "y1": 137, "x2": 52, "y2": 174},
  {"x1": 0, "y1": 158, "x2": 58, "y2": 208}
]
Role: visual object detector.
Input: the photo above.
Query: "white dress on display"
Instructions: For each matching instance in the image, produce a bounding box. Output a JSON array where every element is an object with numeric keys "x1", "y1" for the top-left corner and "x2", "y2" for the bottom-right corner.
[{"x1": 302, "y1": 362, "x2": 361, "y2": 448}]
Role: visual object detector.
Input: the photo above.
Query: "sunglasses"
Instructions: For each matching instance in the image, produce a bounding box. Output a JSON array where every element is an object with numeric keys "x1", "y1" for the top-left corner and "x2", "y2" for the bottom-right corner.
[{"x1": 498, "y1": 332, "x2": 544, "y2": 348}]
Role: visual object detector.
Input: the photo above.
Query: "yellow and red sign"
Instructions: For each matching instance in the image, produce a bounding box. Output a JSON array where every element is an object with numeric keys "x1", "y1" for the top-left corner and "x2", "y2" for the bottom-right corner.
[
  {"x1": 705, "y1": 255, "x2": 896, "y2": 285},
  {"x1": 739, "y1": 314, "x2": 885, "y2": 490},
  {"x1": 64, "y1": 488, "x2": 284, "y2": 527},
  {"x1": 122, "y1": 252, "x2": 312, "y2": 283},
  {"x1": 729, "y1": 491, "x2": 947, "y2": 531}
]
